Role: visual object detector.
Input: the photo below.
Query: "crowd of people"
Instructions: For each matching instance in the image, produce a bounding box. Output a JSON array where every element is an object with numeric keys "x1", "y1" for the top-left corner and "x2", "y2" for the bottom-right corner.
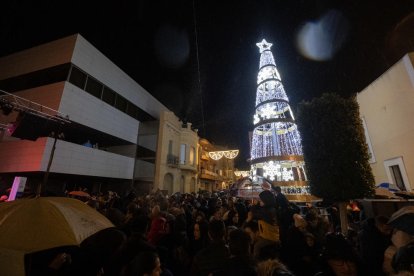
[{"x1": 25, "y1": 187, "x2": 414, "y2": 276}]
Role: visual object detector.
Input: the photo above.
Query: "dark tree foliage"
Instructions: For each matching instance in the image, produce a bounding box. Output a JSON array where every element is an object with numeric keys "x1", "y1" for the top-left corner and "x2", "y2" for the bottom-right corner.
[{"x1": 296, "y1": 93, "x2": 375, "y2": 201}]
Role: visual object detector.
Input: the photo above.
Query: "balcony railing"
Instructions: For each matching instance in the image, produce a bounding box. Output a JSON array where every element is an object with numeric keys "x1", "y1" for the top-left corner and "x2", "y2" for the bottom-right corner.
[{"x1": 167, "y1": 154, "x2": 179, "y2": 167}]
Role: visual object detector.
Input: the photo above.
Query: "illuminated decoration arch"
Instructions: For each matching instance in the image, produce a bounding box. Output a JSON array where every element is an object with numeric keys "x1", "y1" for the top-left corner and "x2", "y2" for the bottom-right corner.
[
  {"x1": 223, "y1": 150, "x2": 239, "y2": 159},
  {"x1": 208, "y1": 150, "x2": 239, "y2": 160},
  {"x1": 234, "y1": 170, "x2": 250, "y2": 177},
  {"x1": 208, "y1": 151, "x2": 224, "y2": 160}
]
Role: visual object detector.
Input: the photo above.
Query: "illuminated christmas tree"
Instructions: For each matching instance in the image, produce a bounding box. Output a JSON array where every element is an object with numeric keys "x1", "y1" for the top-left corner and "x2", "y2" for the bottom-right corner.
[{"x1": 250, "y1": 39, "x2": 310, "y2": 200}]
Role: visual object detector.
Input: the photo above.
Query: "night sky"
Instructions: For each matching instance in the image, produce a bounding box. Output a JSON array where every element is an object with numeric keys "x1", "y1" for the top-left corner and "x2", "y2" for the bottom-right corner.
[{"x1": 1, "y1": 0, "x2": 414, "y2": 168}]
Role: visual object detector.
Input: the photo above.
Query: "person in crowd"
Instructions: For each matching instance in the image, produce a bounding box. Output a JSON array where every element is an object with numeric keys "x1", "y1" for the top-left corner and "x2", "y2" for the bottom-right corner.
[
  {"x1": 190, "y1": 221, "x2": 209, "y2": 255},
  {"x1": 123, "y1": 251, "x2": 163, "y2": 276},
  {"x1": 25, "y1": 246, "x2": 79, "y2": 276},
  {"x1": 224, "y1": 209, "x2": 241, "y2": 227},
  {"x1": 284, "y1": 213, "x2": 319, "y2": 276},
  {"x1": 305, "y1": 208, "x2": 330, "y2": 248},
  {"x1": 78, "y1": 227, "x2": 127, "y2": 276},
  {"x1": 357, "y1": 215, "x2": 392, "y2": 276},
  {"x1": 256, "y1": 258, "x2": 295, "y2": 276},
  {"x1": 249, "y1": 190, "x2": 281, "y2": 261},
  {"x1": 190, "y1": 219, "x2": 230, "y2": 276},
  {"x1": 315, "y1": 232, "x2": 365, "y2": 276},
  {"x1": 147, "y1": 205, "x2": 167, "y2": 246},
  {"x1": 235, "y1": 197, "x2": 248, "y2": 223},
  {"x1": 158, "y1": 210, "x2": 191, "y2": 276},
  {"x1": 272, "y1": 186, "x2": 289, "y2": 210},
  {"x1": 391, "y1": 241, "x2": 414, "y2": 275},
  {"x1": 210, "y1": 206, "x2": 223, "y2": 222},
  {"x1": 243, "y1": 220, "x2": 261, "y2": 257},
  {"x1": 124, "y1": 202, "x2": 140, "y2": 225},
  {"x1": 213, "y1": 229, "x2": 256, "y2": 275},
  {"x1": 383, "y1": 206, "x2": 414, "y2": 275}
]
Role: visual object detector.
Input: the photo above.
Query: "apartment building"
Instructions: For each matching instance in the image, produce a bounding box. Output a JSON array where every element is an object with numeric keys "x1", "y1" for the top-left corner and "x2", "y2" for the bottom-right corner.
[
  {"x1": 154, "y1": 111, "x2": 198, "y2": 194},
  {"x1": 198, "y1": 138, "x2": 237, "y2": 192}
]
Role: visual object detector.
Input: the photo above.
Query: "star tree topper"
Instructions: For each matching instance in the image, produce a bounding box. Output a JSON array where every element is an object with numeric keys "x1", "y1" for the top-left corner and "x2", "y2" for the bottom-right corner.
[{"x1": 256, "y1": 39, "x2": 273, "y2": 53}]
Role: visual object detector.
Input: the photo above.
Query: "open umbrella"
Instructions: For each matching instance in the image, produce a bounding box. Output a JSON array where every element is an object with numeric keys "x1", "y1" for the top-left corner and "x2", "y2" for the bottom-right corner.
[
  {"x1": 0, "y1": 197, "x2": 114, "y2": 276},
  {"x1": 388, "y1": 206, "x2": 414, "y2": 235}
]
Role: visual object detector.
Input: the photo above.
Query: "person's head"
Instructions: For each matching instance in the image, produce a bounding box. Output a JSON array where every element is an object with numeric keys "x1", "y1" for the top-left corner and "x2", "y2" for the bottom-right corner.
[
  {"x1": 127, "y1": 202, "x2": 139, "y2": 215},
  {"x1": 322, "y1": 232, "x2": 358, "y2": 276},
  {"x1": 256, "y1": 258, "x2": 294, "y2": 276},
  {"x1": 208, "y1": 219, "x2": 226, "y2": 242},
  {"x1": 259, "y1": 190, "x2": 276, "y2": 207},
  {"x1": 212, "y1": 206, "x2": 222, "y2": 220},
  {"x1": 305, "y1": 211, "x2": 319, "y2": 228},
  {"x1": 243, "y1": 220, "x2": 260, "y2": 244},
  {"x1": 392, "y1": 242, "x2": 414, "y2": 274},
  {"x1": 125, "y1": 251, "x2": 161, "y2": 276},
  {"x1": 195, "y1": 211, "x2": 206, "y2": 223},
  {"x1": 227, "y1": 210, "x2": 239, "y2": 226},
  {"x1": 228, "y1": 229, "x2": 251, "y2": 257},
  {"x1": 293, "y1": 213, "x2": 308, "y2": 232},
  {"x1": 272, "y1": 186, "x2": 282, "y2": 194},
  {"x1": 193, "y1": 222, "x2": 207, "y2": 241},
  {"x1": 151, "y1": 205, "x2": 160, "y2": 218},
  {"x1": 304, "y1": 232, "x2": 315, "y2": 248}
]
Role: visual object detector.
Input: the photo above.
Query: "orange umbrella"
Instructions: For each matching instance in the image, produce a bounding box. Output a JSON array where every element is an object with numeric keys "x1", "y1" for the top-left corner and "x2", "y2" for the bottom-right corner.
[{"x1": 0, "y1": 197, "x2": 114, "y2": 275}]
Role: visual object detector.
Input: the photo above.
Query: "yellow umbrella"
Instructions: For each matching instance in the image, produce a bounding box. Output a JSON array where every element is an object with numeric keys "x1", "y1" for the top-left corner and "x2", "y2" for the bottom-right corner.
[{"x1": 0, "y1": 197, "x2": 114, "y2": 276}]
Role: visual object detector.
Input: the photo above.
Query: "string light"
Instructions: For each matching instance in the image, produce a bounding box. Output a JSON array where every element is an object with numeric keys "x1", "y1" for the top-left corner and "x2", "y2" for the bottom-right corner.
[
  {"x1": 208, "y1": 151, "x2": 224, "y2": 160},
  {"x1": 234, "y1": 170, "x2": 250, "y2": 177},
  {"x1": 209, "y1": 150, "x2": 239, "y2": 160}
]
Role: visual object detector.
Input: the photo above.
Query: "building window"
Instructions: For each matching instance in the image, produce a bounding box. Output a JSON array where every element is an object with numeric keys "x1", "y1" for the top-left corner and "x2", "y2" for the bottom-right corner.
[
  {"x1": 0, "y1": 63, "x2": 71, "y2": 92},
  {"x1": 189, "y1": 146, "x2": 195, "y2": 165},
  {"x1": 384, "y1": 157, "x2": 410, "y2": 191},
  {"x1": 126, "y1": 102, "x2": 138, "y2": 118},
  {"x1": 390, "y1": 165, "x2": 405, "y2": 191},
  {"x1": 68, "y1": 66, "x2": 87, "y2": 89},
  {"x1": 102, "y1": 87, "x2": 116, "y2": 106},
  {"x1": 115, "y1": 95, "x2": 128, "y2": 112},
  {"x1": 168, "y1": 140, "x2": 173, "y2": 154},
  {"x1": 180, "y1": 144, "x2": 186, "y2": 165},
  {"x1": 85, "y1": 76, "x2": 103, "y2": 99}
]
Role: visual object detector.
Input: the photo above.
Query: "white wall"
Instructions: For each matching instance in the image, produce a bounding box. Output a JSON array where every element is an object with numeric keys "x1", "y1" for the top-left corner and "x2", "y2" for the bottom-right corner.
[
  {"x1": 41, "y1": 138, "x2": 134, "y2": 179},
  {"x1": 357, "y1": 54, "x2": 414, "y2": 190},
  {"x1": 60, "y1": 82, "x2": 139, "y2": 144}
]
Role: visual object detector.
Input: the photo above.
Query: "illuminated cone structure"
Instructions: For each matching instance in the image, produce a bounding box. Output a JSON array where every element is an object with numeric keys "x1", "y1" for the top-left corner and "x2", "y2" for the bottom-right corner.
[{"x1": 250, "y1": 39, "x2": 311, "y2": 201}]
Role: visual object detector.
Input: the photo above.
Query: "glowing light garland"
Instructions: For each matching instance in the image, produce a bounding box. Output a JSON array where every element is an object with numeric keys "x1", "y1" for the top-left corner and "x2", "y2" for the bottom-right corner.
[
  {"x1": 250, "y1": 39, "x2": 310, "y2": 196},
  {"x1": 281, "y1": 186, "x2": 311, "y2": 195},
  {"x1": 208, "y1": 151, "x2": 224, "y2": 160},
  {"x1": 223, "y1": 150, "x2": 239, "y2": 159},
  {"x1": 208, "y1": 150, "x2": 239, "y2": 160},
  {"x1": 234, "y1": 170, "x2": 250, "y2": 177}
]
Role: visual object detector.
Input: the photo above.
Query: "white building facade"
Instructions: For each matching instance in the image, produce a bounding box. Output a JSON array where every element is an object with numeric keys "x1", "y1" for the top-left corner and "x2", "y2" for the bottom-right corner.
[
  {"x1": 357, "y1": 53, "x2": 414, "y2": 191},
  {"x1": 0, "y1": 34, "x2": 168, "y2": 195}
]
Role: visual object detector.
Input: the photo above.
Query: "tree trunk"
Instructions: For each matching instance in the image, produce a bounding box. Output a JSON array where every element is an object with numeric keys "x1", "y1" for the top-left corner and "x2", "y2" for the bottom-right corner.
[{"x1": 338, "y1": 201, "x2": 349, "y2": 235}]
